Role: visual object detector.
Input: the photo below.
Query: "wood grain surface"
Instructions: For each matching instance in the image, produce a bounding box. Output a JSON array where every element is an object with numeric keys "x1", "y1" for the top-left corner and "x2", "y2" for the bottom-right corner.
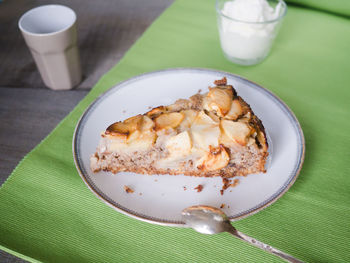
[{"x1": 0, "y1": 0, "x2": 173, "y2": 262}]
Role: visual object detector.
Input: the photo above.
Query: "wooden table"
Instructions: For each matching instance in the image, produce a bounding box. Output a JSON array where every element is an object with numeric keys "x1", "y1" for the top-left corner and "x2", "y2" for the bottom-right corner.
[{"x1": 0, "y1": 0, "x2": 173, "y2": 261}]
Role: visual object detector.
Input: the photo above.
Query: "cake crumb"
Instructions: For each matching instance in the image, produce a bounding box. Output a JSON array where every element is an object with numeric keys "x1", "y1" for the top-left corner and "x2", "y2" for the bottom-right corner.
[
  {"x1": 124, "y1": 186, "x2": 134, "y2": 194},
  {"x1": 183, "y1": 186, "x2": 187, "y2": 191},
  {"x1": 231, "y1": 179, "x2": 239, "y2": 187},
  {"x1": 214, "y1": 77, "x2": 227, "y2": 86},
  {"x1": 154, "y1": 179, "x2": 158, "y2": 182},
  {"x1": 220, "y1": 203, "x2": 225, "y2": 209},
  {"x1": 122, "y1": 110, "x2": 126, "y2": 113},
  {"x1": 198, "y1": 89, "x2": 202, "y2": 93},
  {"x1": 221, "y1": 178, "x2": 230, "y2": 195},
  {"x1": 220, "y1": 178, "x2": 240, "y2": 195},
  {"x1": 148, "y1": 106, "x2": 152, "y2": 109},
  {"x1": 139, "y1": 193, "x2": 142, "y2": 196},
  {"x1": 194, "y1": 184, "x2": 203, "y2": 192}
]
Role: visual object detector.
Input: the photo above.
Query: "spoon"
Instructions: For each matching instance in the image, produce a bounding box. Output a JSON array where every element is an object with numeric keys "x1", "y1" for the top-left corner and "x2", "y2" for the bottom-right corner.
[{"x1": 182, "y1": 205, "x2": 303, "y2": 263}]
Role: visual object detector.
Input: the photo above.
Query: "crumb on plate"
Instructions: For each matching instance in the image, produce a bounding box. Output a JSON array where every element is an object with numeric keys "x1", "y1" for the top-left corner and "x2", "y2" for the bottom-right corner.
[
  {"x1": 124, "y1": 185, "x2": 134, "y2": 194},
  {"x1": 220, "y1": 178, "x2": 240, "y2": 195},
  {"x1": 214, "y1": 77, "x2": 227, "y2": 86},
  {"x1": 194, "y1": 184, "x2": 203, "y2": 192}
]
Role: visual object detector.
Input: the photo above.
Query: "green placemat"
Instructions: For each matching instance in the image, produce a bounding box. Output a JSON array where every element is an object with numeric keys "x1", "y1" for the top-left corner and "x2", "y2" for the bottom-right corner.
[
  {"x1": 285, "y1": 0, "x2": 350, "y2": 17},
  {"x1": 1, "y1": 1, "x2": 350, "y2": 262}
]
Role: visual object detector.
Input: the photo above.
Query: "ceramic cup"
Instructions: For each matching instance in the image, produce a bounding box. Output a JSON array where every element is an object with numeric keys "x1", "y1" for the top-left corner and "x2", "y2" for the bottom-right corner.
[{"x1": 19, "y1": 5, "x2": 82, "y2": 90}]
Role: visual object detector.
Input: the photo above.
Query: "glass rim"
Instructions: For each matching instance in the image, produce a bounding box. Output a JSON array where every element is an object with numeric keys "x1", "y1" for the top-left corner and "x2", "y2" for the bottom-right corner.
[{"x1": 216, "y1": 0, "x2": 287, "y2": 24}]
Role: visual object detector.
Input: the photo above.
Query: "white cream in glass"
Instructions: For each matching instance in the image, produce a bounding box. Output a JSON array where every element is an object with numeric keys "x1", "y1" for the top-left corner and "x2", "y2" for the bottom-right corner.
[{"x1": 216, "y1": 0, "x2": 287, "y2": 66}]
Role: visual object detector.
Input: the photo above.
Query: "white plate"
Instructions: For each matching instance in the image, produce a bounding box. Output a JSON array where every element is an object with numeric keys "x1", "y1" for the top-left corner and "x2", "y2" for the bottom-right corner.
[{"x1": 73, "y1": 68, "x2": 304, "y2": 226}]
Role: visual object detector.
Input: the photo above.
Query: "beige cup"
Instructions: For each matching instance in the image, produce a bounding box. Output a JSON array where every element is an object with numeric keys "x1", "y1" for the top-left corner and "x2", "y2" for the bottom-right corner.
[{"x1": 19, "y1": 5, "x2": 82, "y2": 90}]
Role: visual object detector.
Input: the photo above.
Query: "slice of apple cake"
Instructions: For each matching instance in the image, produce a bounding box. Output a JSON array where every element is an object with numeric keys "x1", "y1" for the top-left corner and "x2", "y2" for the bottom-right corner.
[{"x1": 90, "y1": 77, "x2": 268, "y2": 178}]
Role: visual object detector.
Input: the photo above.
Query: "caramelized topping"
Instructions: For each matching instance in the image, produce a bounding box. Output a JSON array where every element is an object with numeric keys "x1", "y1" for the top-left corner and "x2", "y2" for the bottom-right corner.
[
  {"x1": 124, "y1": 115, "x2": 143, "y2": 130},
  {"x1": 221, "y1": 119, "x2": 253, "y2": 146},
  {"x1": 140, "y1": 116, "x2": 154, "y2": 131},
  {"x1": 194, "y1": 110, "x2": 218, "y2": 125},
  {"x1": 179, "y1": 109, "x2": 198, "y2": 130},
  {"x1": 106, "y1": 122, "x2": 130, "y2": 136},
  {"x1": 203, "y1": 87, "x2": 233, "y2": 117},
  {"x1": 197, "y1": 145, "x2": 230, "y2": 171},
  {"x1": 106, "y1": 115, "x2": 142, "y2": 135},
  {"x1": 225, "y1": 99, "x2": 243, "y2": 120},
  {"x1": 155, "y1": 112, "x2": 184, "y2": 130},
  {"x1": 146, "y1": 106, "x2": 167, "y2": 119},
  {"x1": 106, "y1": 115, "x2": 144, "y2": 136}
]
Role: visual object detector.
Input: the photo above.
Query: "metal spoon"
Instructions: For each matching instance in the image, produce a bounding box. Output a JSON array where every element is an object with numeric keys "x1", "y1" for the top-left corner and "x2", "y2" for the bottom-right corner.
[{"x1": 182, "y1": 205, "x2": 303, "y2": 263}]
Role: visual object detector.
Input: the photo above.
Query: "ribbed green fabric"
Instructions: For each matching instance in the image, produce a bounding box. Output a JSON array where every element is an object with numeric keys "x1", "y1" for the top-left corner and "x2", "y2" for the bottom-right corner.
[
  {"x1": 285, "y1": 0, "x2": 350, "y2": 17},
  {"x1": 1, "y1": 1, "x2": 350, "y2": 262}
]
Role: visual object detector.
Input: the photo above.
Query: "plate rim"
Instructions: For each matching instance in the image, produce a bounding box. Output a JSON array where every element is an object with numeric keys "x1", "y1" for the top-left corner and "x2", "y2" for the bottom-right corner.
[{"x1": 72, "y1": 67, "x2": 305, "y2": 227}]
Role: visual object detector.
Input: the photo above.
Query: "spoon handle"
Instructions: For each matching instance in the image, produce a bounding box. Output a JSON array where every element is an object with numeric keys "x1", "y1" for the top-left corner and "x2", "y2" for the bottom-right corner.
[{"x1": 228, "y1": 228, "x2": 303, "y2": 263}]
